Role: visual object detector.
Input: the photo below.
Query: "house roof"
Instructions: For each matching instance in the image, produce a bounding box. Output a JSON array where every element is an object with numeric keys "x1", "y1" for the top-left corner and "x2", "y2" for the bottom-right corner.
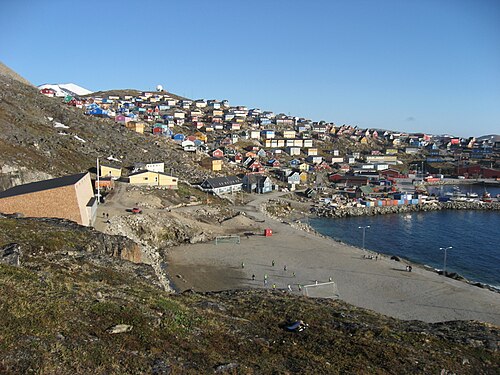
[
  {"x1": 101, "y1": 164, "x2": 121, "y2": 170},
  {"x1": 244, "y1": 174, "x2": 269, "y2": 184},
  {"x1": 128, "y1": 169, "x2": 171, "y2": 177},
  {"x1": 0, "y1": 173, "x2": 88, "y2": 199},
  {"x1": 202, "y1": 176, "x2": 242, "y2": 188}
]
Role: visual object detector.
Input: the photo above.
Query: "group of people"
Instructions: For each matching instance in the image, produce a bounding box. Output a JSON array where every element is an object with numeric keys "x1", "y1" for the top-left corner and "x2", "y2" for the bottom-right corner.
[
  {"x1": 247, "y1": 259, "x2": 299, "y2": 291},
  {"x1": 246, "y1": 260, "x2": 333, "y2": 293}
]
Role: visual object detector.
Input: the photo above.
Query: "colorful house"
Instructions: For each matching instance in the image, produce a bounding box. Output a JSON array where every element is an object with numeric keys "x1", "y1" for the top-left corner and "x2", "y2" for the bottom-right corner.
[
  {"x1": 200, "y1": 176, "x2": 242, "y2": 195},
  {"x1": 128, "y1": 170, "x2": 178, "y2": 189},
  {"x1": 125, "y1": 121, "x2": 145, "y2": 134},
  {"x1": 201, "y1": 157, "x2": 222, "y2": 171},
  {"x1": 212, "y1": 149, "x2": 224, "y2": 158},
  {"x1": 242, "y1": 174, "x2": 273, "y2": 194},
  {"x1": 100, "y1": 165, "x2": 122, "y2": 180},
  {"x1": 0, "y1": 172, "x2": 97, "y2": 226}
]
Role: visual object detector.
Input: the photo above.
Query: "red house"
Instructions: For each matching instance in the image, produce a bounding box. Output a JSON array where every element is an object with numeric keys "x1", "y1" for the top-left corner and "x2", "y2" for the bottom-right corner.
[
  {"x1": 234, "y1": 153, "x2": 243, "y2": 163},
  {"x1": 457, "y1": 165, "x2": 500, "y2": 179},
  {"x1": 40, "y1": 88, "x2": 56, "y2": 97},
  {"x1": 212, "y1": 149, "x2": 224, "y2": 158},
  {"x1": 248, "y1": 160, "x2": 265, "y2": 172},
  {"x1": 380, "y1": 169, "x2": 405, "y2": 179}
]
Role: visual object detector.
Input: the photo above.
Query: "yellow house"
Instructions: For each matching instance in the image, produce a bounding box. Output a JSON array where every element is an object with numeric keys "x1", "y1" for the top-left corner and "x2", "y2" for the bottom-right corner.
[
  {"x1": 283, "y1": 130, "x2": 296, "y2": 139},
  {"x1": 360, "y1": 136, "x2": 369, "y2": 144},
  {"x1": 201, "y1": 157, "x2": 222, "y2": 171},
  {"x1": 307, "y1": 148, "x2": 318, "y2": 156},
  {"x1": 298, "y1": 163, "x2": 309, "y2": 171},
  {"x1": 128, "y1": 170, "x2": 178, "y2": 189},
  {"x1": 126, "y1": 121, "x2": 145, "y2": 134},
  {"x1": 100, "y1": 165, "x2": 122, "y2": 180},
  {"x1": 385, "y1": 148, "x2": 398, "y2": 155},
  {"x1": 299, "y1": 171, "x2": 308, "y2": 183},
  {"x1": 194, "y1": 132, "x2": 208, "y2": 142}
]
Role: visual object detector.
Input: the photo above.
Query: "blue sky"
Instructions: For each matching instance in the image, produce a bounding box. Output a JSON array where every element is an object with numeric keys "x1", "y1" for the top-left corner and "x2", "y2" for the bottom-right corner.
[{"x1": 1, "y1": 0, "x2": 499, "y2": 137}]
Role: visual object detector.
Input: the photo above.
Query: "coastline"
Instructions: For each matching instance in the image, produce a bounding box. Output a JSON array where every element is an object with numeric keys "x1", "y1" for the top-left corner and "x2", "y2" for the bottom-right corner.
[
  {"x1": 312, "y1": 200, "x2": 500, "y2": 219},
  {"x1": 165, "y1": 198, "x2": 500, "y2": 325},
  {"x1": 307, "y1": 226, "x2": 500, "y2": 294}
]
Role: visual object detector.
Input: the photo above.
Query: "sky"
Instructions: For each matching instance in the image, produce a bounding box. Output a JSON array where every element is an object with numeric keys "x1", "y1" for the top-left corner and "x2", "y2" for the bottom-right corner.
[{"x1": 1, "y1": 0, "x2": 499, "y2": 137}]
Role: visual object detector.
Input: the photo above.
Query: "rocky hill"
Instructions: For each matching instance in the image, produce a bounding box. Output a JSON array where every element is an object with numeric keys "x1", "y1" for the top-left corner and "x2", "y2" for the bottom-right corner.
[
  {"x1": 0, "y1": 62, "x2": 33, "y2": 87},
  {"x1": 0, "y1": 71, "x2": 212, "y2": 190},
  {"x1": 0, "y1": 215, "x2": 498, "y2": 374}
]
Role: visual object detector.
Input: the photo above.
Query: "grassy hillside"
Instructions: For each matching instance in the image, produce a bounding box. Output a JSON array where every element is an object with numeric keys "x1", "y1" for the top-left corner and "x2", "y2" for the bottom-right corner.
[{"x1": 0, "y1": 216, "x2": 498, "y2": 374}]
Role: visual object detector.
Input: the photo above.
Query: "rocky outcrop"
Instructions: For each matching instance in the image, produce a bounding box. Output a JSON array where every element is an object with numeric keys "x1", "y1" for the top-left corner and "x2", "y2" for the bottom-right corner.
[
  {"x1": 312, "y1": 201, "x2": 500, "y2": 218},
  {"x1": 0, "y1": 242, "x2": 22, "y2": 266},
  {"x1": 0, "y1": 215, "x2": 154, "y2": 278}
]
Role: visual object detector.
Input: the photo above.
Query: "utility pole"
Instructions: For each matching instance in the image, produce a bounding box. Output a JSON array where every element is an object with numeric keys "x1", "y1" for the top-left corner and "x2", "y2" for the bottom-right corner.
[
  {"x1": 358, "y1": 225, "x2": 370, "y2": 250},
  {"x1": 96, "y1": 158, "x2": 100, "y2": 204},
  {"x1": 439, "y1": 246, "x2": 453, "y2": 275}
]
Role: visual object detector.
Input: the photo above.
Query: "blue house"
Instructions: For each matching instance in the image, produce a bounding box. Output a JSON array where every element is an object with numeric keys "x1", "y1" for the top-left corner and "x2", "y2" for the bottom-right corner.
[
  {"x1": 261, "y1": 130, "x2": 275, "y2": 139},
  {"x1": 87, "y1": 107, "x2": 108, "y2": 117},
  {"x1": 173, "y1": 133, "x2": 185, "y2": 143}
]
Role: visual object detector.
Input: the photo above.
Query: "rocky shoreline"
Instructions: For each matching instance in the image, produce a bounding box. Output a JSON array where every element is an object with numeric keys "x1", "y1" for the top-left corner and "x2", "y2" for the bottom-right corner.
[{"x1": 311, "y1": 200, "x2": 500, "y2": 218}]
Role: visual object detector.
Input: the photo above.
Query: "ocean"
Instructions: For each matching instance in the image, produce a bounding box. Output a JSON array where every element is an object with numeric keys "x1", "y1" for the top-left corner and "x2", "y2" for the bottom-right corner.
[{"x1": 309, "y1": 184, "x2": 500, "y2": 289}]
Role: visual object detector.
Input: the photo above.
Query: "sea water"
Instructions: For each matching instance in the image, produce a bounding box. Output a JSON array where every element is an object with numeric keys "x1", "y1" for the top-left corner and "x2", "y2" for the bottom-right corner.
[{"x1": 310, "y1": 208, "x2": 500, "y2": 288}]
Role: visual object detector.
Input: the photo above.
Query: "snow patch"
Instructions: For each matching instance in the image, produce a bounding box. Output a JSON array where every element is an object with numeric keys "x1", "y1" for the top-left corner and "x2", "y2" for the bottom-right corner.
[
  {"x1": 46, "y1": 116, "x2": 53, "y2": 121},
  {"x1": 107, "y1": 155, "x2": 121, "y2": 162},
  {"x1": 74, "y1": 135, "x2": 86, "y2": 143},
  {"x1": 38, "y1": 83, "x2": 93, "y2": 97},
  {"x1": 58, "y1": 132, "x2": 69, "y2": 136},
  {"x1": 54, "y1": 122, "x2": 69, "y2": 129}
]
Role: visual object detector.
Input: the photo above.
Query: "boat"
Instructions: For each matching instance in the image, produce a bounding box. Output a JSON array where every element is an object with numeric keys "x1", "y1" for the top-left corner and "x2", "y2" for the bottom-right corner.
[
  {"x1": 446, "y1": 190, "x2": 467, "y2": 199},
  {"x1": 466, "y1": 192, "x2": 479, "y2": 198},
  {"x1": 482, "y1": 191, "x2": 492, "y2": 203}
]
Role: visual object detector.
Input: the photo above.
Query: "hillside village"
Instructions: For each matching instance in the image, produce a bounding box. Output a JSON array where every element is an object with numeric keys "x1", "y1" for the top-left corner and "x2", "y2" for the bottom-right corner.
[
  {"x1": 1, "y1": 68, "x2": 500, "y2": 374},
  {"x1": 42, "y1": 85, "x2": 500, "y2": 202},
  {"x1": 1, "y1": 70, "x2": 499, "y2": 229}
]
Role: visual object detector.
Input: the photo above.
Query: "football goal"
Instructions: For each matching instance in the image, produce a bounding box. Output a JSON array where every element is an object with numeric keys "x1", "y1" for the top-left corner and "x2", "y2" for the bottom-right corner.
[
  {"x1": 302, "y1": 281, "x2": 340, "y2": 299},
  {"x1": 215, "y1": 235, "x2": 241, "y2": 245}
]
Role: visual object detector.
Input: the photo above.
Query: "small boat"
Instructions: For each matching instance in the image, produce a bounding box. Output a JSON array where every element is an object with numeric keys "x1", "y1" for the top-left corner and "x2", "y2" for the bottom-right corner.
[
  {"x1": 446, "y1": 190, "x2": 467, "y2": 199},
  {"x1": 482, "y1": 191, "x2": 492, "y2": 203},
  {"x1": 466, "y1": 192, "x2": 478, "y2": 198}
]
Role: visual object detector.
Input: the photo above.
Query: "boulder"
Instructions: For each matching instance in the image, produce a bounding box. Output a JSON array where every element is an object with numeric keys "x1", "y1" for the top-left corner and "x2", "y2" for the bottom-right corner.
[{"x1": 0, "y1": 243, "x2": 22, "y2": 266}]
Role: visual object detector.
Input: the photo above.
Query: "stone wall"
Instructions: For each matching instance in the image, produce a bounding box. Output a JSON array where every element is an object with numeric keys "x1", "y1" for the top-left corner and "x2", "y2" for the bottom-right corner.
[{"x1": 312, "y1": 201, "x2": 500, "y2": 218}]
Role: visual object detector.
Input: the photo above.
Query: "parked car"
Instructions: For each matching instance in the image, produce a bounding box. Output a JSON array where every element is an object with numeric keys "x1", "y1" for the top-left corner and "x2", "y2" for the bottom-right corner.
[{"x1": 131, "y1": 207, "x2": 142, "y2": 214}]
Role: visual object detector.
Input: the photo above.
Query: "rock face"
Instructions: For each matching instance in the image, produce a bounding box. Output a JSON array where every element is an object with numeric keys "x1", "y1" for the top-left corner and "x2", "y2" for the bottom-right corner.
[{"x1": 0, "y1": 242, "x2": 21, "y2": 266}]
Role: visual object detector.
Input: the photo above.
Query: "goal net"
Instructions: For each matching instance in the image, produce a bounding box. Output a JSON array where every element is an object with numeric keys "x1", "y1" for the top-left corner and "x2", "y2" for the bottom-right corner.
[
  {"x1": 215, "y1": 235, "x2": 241, "y2": 245},
  {"x1": 302, "y1": 281, "x2": 340, "y2": 299}
]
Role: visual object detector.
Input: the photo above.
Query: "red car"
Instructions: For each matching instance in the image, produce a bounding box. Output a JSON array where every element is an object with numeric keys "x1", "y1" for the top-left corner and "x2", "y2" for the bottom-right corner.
[{"x1": 131, "y1": 207, "x2": 142, "y2": 214}]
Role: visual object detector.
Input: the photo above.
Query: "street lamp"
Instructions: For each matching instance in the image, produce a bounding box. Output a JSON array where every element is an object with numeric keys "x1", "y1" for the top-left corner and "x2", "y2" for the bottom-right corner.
[
  {"x1": 439, "y1": 246, "x2": 453, "y2": 275},
  {"x1": 358, "y1": 225, "x2": 370, "y2": 250}
]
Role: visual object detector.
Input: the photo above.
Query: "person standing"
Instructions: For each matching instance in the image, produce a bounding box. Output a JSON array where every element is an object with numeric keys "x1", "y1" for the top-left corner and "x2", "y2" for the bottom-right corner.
[{"x1": 272, "y1": 260, "x2": 275, "y2": 267}]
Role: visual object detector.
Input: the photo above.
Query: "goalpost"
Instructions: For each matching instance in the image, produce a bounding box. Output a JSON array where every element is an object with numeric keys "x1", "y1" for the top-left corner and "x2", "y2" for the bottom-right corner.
[
  {"x1": 215, "y1": 235, "x2": 241, "y2": 245},
  {"x1": 302, "y1": 281, "x2": 340, "y2": 299}
]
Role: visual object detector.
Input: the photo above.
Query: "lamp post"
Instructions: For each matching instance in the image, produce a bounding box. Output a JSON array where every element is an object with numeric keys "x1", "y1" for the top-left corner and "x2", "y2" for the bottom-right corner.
[
  {"x1": 439, "y1": 246, "x2": 453, "y2": 275},
  {"x1": 358, "y1": 225, "x2": 370, "y2": 250}
]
